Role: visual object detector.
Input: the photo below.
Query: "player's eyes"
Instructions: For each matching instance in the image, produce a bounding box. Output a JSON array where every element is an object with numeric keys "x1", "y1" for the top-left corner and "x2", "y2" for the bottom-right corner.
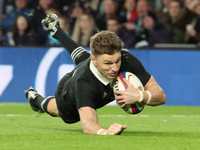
[{"x1": 116, "y1": 59, "x2": 121, "y2": 63}]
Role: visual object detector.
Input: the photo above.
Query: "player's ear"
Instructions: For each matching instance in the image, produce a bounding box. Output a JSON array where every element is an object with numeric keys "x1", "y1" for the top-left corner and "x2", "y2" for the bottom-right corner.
[{"x1": 90, "y1": 55, "x2": 96, "y2": 66}]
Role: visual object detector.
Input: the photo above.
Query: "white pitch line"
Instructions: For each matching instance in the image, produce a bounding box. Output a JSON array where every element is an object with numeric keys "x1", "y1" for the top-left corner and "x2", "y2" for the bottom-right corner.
[
  {"x1": 0, "y1": 114, "x2": 29, "y2": 117},
  {"x1": 0, "y1": 114, "x2": 199, "y2": 117},
  {"x1": 98, "y1": 115, "x2": 200, "y2": 118}
]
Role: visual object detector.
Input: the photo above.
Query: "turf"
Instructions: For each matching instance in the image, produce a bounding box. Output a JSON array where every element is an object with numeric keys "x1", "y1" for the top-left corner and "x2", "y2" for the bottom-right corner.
[{"x1": 0, "y1": 103, "x2": 200, "y2": 150}]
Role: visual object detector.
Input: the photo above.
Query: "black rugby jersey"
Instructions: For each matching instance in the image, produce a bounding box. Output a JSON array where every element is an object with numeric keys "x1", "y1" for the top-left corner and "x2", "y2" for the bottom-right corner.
[{"x1": 56, "y1": 50, "x2": 151, "y2": 120}]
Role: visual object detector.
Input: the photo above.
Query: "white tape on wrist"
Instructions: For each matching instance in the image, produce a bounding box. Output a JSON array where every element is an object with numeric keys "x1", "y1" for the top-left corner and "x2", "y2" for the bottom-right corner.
[
  {"x1": 146, "y1": 91, "x2": 152, "y2": 105},
  {"x1": 103, "y1": 131, "x2": 107, "y2": 135},
  {"x1": 138, "y1": 91, "x2": 143, "y2": 102},
  {"x1": 97, "y1": 129, "x2": 104, "y2": 135},
  {"x1": 97, "y1": 128, "x2": 107, "y2": 135}
]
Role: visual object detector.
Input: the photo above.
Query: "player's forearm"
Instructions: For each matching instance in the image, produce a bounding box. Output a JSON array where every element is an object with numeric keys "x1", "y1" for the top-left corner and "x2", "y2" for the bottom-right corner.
[
  {"x1": 144, "y1": 85, "x2": 166, "y2": 106},
  {"x1": 143, "y1": 76, "x2": 166, "y2": 106}
]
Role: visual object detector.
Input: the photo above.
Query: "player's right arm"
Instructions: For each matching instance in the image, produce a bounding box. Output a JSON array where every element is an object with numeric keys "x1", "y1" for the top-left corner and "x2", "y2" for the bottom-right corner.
[{"x1": 78, "y1": 106, "x2": 127, "y2": 135}]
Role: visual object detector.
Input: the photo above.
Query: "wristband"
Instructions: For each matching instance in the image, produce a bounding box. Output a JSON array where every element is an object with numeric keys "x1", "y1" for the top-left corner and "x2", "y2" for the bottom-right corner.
[
  {"x1": 146, "y1": 91, "x2": 152, "y2": 105},
  {"x1": 97, "y1": 128, "x2": 107, "y2": 135},
  {"x1": 138, "y1": 91, "x2": 143, "y2": 102}
]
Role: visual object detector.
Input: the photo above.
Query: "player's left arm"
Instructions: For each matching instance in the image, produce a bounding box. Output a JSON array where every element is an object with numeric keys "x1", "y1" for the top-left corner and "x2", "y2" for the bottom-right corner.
[
  {"x1": 142, "y1": 75, "x2": 166, "y2": 106},
  {"x1": 78, "y1": 106, "x2": 127, "y2": 135}
]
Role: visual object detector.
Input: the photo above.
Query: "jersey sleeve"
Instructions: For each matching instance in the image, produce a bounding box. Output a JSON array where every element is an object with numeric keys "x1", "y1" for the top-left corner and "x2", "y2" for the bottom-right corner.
[
  {"x1": 120, "y1": 51, "x2": 151, "y2": 86},
  {"x1": 75, "y1": 79, "x2": 99, "y2": 110}
]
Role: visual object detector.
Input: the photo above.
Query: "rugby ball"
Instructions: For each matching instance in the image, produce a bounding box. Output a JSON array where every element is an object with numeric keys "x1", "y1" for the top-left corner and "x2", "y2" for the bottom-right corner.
[{"x1": 113, "y1": 71, "x2": 145, "y2": 114}]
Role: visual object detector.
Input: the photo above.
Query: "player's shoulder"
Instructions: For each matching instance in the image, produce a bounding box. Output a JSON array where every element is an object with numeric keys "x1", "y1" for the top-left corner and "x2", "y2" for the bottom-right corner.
[
  {"x1": 121, "y1": 48, "x2": 137, "y2": 61},
  {"x1": 121, "y1": 48, "x2": 129, "y2": 53},
  {"x1": 121, "y1": 48, "x2": 135, "y2": 56}
]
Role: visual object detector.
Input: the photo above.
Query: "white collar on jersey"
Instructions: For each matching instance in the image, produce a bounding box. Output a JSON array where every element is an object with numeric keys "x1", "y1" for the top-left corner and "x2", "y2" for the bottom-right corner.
[{"x1": 90, "y1": 61, "x2": 112, "y2": 86}]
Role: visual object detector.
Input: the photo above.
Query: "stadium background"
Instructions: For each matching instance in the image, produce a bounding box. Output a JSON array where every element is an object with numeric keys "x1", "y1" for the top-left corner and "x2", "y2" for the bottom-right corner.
[{"x1": 0, "y1": 47, "x2": 199, "y2": 106}]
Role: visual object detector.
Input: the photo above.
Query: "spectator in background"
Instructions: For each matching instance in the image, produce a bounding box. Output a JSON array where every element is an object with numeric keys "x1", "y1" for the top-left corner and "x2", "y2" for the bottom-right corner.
[
  {"x1": 95, "y1": 0, "x2": 123, "y2": 30},
  {"x1": 141, "y1": 15, "x2": 172, "y2": 47},
  {"x1": 0, "y1": 0, "x2": 5, "y2": 15},
  {"x1": 161, "y1": 0, "x2": 186, "y2": 43},
  {"x1": 27, "y1": 0, "x2": 39, "y2": 12},
  {"x1": 120, "y1": 0, "x2": 137, "y2": 23},
  {"x1": 72, "y1": 13, "x2": 98, "y2": 47},
  {"x1": 185, "y1": 2, "x2": 200, "y2": 44},
  {"x1": 67, "y1": 1, "x2": 85, "y2": 33},
  {"x1": 45, "y1": 16, "x2": 71, "y2": 46},
  {"x1": 156, "y1": 0, "x2": 172, "y2": 24},
  {"x1": 0, "y1": 0, "x2": 33, "y2": 34},
  {"x1": 78, "y1": 0, "x2": 99, "y2": 17},
  {"x1": 5, "y1": 15, "x2": 38, "y2": 46},
  {"x1": 106, "y1": 16, "x2": 136, "y2": 48},
  {"x1": 173, "y1": 0, "x2": 196, "y2": 30},
  {"x1": 122, "y1": 0, "x2": 172, "y2": 48},
  {"x1": 1, "y1": 0, "x2": 15, "y2": 15},
  {"x1": 123, "y1": 0, "x2": 157, "y2": 31},
  {"x1": 33, "y1": 0, "x2": 54, "y2": 28},
  {"x1": 32, "y1": 0, "x2": 54, "y2": 45},
  {"x1": 45, "y1": 3, "x2": 61, "y2": 16}
]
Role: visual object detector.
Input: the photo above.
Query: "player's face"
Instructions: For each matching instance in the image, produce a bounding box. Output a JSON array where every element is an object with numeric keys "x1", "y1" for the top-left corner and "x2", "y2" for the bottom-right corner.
[{"x1": 91, "y1": 52, "x2": 121, "y2": 80}]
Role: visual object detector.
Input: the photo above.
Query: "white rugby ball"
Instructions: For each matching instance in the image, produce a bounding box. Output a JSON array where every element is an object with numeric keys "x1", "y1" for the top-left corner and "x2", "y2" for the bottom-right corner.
[{"x1": 113, "y1": 71, "x2": 145, "y2": 114}]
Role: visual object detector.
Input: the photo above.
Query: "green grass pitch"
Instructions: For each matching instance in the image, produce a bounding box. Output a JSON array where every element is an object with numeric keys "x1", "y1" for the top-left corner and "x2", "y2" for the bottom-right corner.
[{"x1": 0, "y1": 103, "x2": 200, "y2": 150}]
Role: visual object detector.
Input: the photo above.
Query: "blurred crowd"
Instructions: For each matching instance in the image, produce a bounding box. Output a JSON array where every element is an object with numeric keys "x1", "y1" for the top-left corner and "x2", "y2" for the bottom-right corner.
[{"x1": 0, "y1": 0, "x2": 200, "y2": 48}]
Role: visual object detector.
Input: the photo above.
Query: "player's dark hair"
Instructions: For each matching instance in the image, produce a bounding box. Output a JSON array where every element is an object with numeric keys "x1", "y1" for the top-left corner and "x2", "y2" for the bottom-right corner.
[{"x1": 89, "y1": 30, "x2": 122, "y2": 57}]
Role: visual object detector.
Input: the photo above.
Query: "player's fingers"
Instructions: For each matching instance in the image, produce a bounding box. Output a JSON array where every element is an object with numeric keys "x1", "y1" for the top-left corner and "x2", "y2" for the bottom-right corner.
[
  {"x1": 120, "y1": 103, "x2": 126, "y2": 108},
  {"x1": 113, "y1": 123, "x2": 125, "y2": 129},
  {"x1": 116, "y1": 99, "x2": 123, "y2": 103},
  {"x1": 122, "y1": 125, "x2": 127, "y2": 129},
  {"x1": 112, "y1": 123, "x2": 127, "y2": 135},
  {"x1": 108, "y1": 126, "x2": 121, "y2": 134},
  {"x1": 117, "y1": 127, "x2": 126, "y2": 135},
  {"x1": 117, "y1": 101, "x2": 125, "y2": 107},
  {"x1": 111, "y1": 123, "x2": 124, "y2": 130},
  {"x1": 115, "y1": 95, "x2": 124, "y2": 100},
  {"x1": 123, "y1": 78, "x2": 133, "y2": 87},
  {"x1": 114, "y1": 90, "x2": 124, "y2": 95},
  {"x1": 112, "y1": 123, "x2": 127, "y2": 130},
  {"x1": 106, "y1": 131, "x2": 115, "y2": 135}
]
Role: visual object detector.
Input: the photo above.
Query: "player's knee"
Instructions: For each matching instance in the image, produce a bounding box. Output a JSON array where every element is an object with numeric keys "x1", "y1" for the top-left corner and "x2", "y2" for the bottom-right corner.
[{"x1": 48, "y1": 108, "x2": 60, "y2": 117}]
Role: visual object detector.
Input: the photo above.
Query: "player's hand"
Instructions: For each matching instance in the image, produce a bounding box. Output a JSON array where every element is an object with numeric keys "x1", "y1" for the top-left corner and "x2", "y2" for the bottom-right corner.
[
  {"x1": 106, "y1": 123, "x2": 127, "y2": 135},
  {"x1": 114, "y1": 78, "x2": 140, "y2": 108}
]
